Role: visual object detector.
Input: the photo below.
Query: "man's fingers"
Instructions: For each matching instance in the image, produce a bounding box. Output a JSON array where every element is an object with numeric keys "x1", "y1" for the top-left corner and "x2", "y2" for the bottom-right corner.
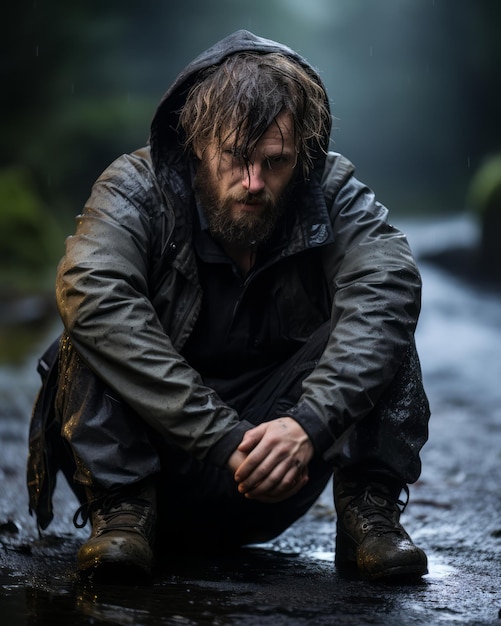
[
  {"x1": 244, "y1": 474, "x2": 309, "y2": 503},
  {"x1": 237, "y1": 424, "x2": 266, "y2": 453},
  {"x1": 236, "y1": 451, "x2": 283, "y2": 490},
  {"x1": 236, "y1": 440, "x2": 290, "y2": 488},
  {"x1": 234, "y1": 428, "x2": 281, "y2": 482},
  {"x1": 232, "y1": 417, "x2": 314, "y2": 500},
  {"x1": 240, "y1": 458, "x2": 307, "y2": 497}
]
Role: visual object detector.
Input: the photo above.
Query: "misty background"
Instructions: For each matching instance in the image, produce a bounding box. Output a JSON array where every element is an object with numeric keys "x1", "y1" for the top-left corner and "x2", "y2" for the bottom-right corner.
[{"x1": 1, "y1": 0, "x2": 500, "y2": 353}]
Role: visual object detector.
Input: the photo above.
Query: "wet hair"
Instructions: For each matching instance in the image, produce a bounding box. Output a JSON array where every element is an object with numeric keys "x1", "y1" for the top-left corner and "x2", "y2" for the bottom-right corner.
[{"x1": 179, "y1": 52, "x2": 331, "y2": 178}]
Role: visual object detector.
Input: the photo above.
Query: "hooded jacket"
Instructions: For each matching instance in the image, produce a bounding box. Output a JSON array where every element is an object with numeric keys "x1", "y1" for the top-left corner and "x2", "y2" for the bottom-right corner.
[{"x1": 43, "y1": 31, "x2": 422, "y2": 480}]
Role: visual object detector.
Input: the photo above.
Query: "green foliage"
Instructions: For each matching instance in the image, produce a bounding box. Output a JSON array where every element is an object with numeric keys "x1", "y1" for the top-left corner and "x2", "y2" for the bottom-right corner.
[
  {"x1": 467, "y1": 154, "x2": 501, "y2": 270},
  {"x1": 467, "y1": 155, "x2": 501, "y2": 216},
  {"x1": 0, "y1": 167, "x2": 64, "y2": 290},
  {"x1": 34, "y1": 94, "x2": 157, "y2": 212}
]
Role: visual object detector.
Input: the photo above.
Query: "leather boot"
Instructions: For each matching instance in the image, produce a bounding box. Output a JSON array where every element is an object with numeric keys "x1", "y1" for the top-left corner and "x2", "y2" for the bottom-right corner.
[
  {"x1": 74, "y1": 481, "x2": 156, "y2": 577},
  {"x1": 334, "y1": 469, "x2": 427, "y2": 580}
]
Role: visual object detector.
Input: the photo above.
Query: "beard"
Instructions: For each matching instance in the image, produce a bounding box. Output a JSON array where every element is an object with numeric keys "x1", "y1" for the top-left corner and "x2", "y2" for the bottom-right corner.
[{"x1": 194, "y1": 160, "x2": 287, "y2": 247}]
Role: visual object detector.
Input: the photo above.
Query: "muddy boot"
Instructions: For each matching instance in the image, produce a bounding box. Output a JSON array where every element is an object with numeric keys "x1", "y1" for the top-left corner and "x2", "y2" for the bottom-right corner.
[
  {"x1": 334, "y1": 470, "x2": 427, "y2": 580},
  {"x1": 74, "y1": 481, "x2": 156, "y2": 578}
]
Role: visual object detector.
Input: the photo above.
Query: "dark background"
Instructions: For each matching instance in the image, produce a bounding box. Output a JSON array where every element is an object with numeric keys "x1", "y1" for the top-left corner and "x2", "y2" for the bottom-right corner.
[{"x1": 1, "y1": 0, "x2": 501, "y2": 290}]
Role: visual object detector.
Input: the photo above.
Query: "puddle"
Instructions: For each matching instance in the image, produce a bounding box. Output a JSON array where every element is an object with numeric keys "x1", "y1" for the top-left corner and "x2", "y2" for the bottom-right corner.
[
  {"x1": 309, "y1": 550, "x2": 335, "y2": 562},
  {"x1": 423, "y1": 557, "x2": 456, "y2": 581}
]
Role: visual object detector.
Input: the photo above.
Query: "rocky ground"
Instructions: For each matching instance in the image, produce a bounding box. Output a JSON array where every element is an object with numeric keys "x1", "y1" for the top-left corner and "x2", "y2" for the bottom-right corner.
[{"x1": 1, "y1": 214, "x2": 500, "y2": 625}]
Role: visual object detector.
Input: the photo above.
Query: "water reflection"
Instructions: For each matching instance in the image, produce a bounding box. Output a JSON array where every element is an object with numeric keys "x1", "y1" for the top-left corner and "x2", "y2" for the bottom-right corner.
[{"x1": 10, "y1": 544, "x2": 465, "y2": 626}]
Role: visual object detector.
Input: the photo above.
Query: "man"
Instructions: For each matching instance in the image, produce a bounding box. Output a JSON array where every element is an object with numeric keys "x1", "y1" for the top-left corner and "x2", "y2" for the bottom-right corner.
[{"x1": 27, "y1": 30, "x2": 430, "y2": 582}]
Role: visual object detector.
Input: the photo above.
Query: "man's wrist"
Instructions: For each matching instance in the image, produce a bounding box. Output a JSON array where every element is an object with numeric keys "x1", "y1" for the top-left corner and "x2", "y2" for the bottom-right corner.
[{"x1": 206, "y1": 419, "x2": 254, "y2": 467}]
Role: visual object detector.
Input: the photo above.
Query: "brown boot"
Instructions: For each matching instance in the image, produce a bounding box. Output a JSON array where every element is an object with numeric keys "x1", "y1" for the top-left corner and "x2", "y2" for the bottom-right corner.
[
  {"x1": 74, "y1": 482, "x2": 156, "y2": 578},
  {"x1": 334, "y1": 471, "x2": 427, "y2": 580}
]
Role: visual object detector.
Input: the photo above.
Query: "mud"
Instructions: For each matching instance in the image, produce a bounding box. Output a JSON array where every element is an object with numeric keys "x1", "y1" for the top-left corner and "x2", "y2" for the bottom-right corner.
[{"x1": 1, "y1": 215, "x2": 500, "y2": 625}]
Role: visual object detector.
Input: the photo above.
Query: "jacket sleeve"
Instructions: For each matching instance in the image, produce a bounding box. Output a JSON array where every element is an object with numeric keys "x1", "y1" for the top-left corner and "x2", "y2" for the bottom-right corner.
[
  {"x1": 56, "y1": 150, "x2": 249, "y2": 465},
  {"x1": 287, "y1": 167, "x2": 423, "y2": 463}
]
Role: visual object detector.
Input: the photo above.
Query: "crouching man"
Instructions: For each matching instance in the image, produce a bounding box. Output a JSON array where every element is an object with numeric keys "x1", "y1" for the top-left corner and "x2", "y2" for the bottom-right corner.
[{"x1": 28, "y1": 30, "x2": 430, "y2": 582}]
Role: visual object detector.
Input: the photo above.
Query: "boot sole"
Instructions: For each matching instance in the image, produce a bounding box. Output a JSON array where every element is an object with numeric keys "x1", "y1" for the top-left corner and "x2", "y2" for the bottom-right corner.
[{"x1": 335, "y1": 557, "x2": 428, "y2": 582}]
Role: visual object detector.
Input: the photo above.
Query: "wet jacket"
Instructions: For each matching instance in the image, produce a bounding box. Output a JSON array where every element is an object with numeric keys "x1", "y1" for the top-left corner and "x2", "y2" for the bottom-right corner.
[{"x1": 29, "y1": 31, "x2": 422, "y2": 514}]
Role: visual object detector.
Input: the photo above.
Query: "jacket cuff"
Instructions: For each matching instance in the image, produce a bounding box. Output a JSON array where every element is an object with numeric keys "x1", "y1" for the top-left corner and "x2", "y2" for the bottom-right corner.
[
  {"x1": 287, "y1": 400, "x2": 336, "y2": 460},
  {"x1": 206, "y1": 420, "x2": 254, "y2": 467}
]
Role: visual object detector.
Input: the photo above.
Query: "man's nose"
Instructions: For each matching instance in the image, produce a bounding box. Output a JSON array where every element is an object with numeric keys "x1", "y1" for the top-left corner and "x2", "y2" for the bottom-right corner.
[{"x1": 241, "y1": 163, "x2": 265, "y2": 194}]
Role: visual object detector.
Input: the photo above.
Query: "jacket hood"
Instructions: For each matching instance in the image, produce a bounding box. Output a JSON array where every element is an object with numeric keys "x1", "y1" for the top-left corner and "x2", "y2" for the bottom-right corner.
[{"x1": 150, "y1": 30, "x2": 332, "y2": 180}]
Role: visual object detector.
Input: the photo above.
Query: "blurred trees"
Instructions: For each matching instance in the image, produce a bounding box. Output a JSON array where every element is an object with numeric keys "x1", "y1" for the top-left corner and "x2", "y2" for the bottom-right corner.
[
  {"x1": 3, "y1": 2, "x2": 158, "y2": 216},
  {"x1": 1, "y1": 0, "x2": 500, "y2": 289},
  {"x1": 0, "y1": 167, "x2": 63, "y2": 289},
  {"x1": 453, "y1": 1, "x2": 501, "y2": 165}
]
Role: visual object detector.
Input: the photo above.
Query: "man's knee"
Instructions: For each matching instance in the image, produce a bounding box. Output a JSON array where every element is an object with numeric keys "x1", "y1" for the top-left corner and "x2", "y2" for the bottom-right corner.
[{"x1": 57, "y1": 335, "x2": 161, "y2": 490}]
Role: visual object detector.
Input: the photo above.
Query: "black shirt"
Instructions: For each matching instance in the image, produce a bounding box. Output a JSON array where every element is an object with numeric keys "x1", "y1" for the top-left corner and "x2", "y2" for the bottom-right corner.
[{"x1": 180, "y1": 203, "x2": 303, "y2": 413}]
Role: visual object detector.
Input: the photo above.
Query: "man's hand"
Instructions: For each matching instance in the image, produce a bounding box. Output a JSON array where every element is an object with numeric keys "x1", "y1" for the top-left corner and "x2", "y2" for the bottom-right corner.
[{"x1": 227, "y1": 417, "x2": 314, "y2": 503}]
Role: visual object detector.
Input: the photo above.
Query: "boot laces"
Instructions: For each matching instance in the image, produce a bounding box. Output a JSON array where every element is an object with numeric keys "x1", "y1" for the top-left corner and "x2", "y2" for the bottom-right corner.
[
  {"x1": 73, "y1": 493, "x2": 152, "y2": 537},
  {"x1": 354, "y1": 484, "x2": 409, "y2": 535}
]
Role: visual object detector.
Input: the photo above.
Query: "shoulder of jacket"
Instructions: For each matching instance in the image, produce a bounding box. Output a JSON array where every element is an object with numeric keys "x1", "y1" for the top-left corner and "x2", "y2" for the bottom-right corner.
[
  {"x1": 94, "y1": 147, "x2": 168, "y2": 211},
  {"x1": 127, "y1": 146, "x2": 155, "y2": 171},
  {"x1": 92, "y1": 147, "x2": 156, "y2": 196},
  {"x1": 112, "y1": 146, "x2": 155, "y2": 181},
  {"x1": 320, "y1": 152, "x2": 356, "y2": 202}
]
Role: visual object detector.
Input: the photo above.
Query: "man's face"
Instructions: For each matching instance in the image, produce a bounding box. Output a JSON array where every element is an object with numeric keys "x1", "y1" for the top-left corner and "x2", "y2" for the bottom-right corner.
[{"x1": 194, "y1": 111, "x2": 298, "y2": 247}]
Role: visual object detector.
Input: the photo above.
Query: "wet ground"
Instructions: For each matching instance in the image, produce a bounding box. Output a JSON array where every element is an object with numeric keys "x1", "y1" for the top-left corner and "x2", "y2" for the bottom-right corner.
[{"x1": 1, "y1": 214, "x2": 500, "y2": 625}]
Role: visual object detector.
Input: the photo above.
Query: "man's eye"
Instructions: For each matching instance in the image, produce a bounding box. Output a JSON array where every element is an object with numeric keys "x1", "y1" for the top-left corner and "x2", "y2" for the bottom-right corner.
[
  {"x1": 223, "y1": 149, "x2": 244, "y2": 163},
  {"x1": 221, "y1": 150, "x2": 243, "y2": 166},
  {"x1": 223, "y1": 148, "x2": 242, "y2": 158},
  {"x1": 265, "y1": 156, "x2": 288, "y2": 169}
]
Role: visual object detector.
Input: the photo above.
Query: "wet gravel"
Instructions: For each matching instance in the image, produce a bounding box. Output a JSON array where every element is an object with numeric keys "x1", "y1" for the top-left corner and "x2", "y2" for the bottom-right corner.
[{"x1": 1, "y1": 214, "x2": 501, "y2": 625}]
